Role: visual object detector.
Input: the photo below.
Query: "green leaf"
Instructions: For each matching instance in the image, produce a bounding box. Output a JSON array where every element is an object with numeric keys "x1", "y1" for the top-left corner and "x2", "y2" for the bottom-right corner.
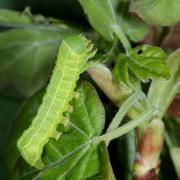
[
  {"x1": 119, "y1": 15, "x2": 149, "y2": 42},
  {"x1": 129, "y1": 45, "x2": 170, "y2": 80},
  {"x1": 0, "y1": 9, "x2": 33, "y2": 26},
  {"x1": 37, "y1": 142, "x2": 115, "y2": 180},
  {"x1": 79, "y1": 0, "x2": 146, "y2": 53},
  {"x1": 7, "y1": 81, "x2": 115, "y2": 179},
  {"x1": 79, "y1": 0, "x2": 133, "y2": 54},
  {"x1": 170, "y1": 147, "x2": 180, "y2": 178},
  {"x1": 78, "y1": 0, "x2": 117, "y2": 41},
  {"x1": 97, "y1": 142, "x2": 116, "y2": 180},
  {"x1": 148, "y1": 48, "x2": 180, "y2": 118},
  {"x1": 113, "y1": 45, "x2": 170, "y2": 86},
  {"x1": 130, "y1": 0, "x2": 180, "y2": 26},
  {"x1": 0, "y1": 27, "x2": 75, "y2": 96},
  {"x1": 37, "y1": 81, "x2": 110, "y2": 179},
  {"x1": 117, "y1": 0, "x2": 149, "y2": 42},
  {"x1": 113, "y1": 54, "x2": 130, "y2": 86}
]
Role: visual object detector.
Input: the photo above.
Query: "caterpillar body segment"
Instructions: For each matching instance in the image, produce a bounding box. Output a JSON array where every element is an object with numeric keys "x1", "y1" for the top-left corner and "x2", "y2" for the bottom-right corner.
[{"x1": 17, "y1": 35, "x2": 96, "y2": 169}]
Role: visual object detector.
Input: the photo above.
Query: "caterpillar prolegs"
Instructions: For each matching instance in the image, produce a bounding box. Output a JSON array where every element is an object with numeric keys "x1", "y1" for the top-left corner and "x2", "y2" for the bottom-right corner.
[{"x1": 17, "y1": 35, "x2": 96, "y2": 169}]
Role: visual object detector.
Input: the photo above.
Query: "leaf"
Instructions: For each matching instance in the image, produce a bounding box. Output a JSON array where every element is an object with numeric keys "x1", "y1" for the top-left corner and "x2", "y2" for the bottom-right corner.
[
  {"x1": 170, "y1": 147, "x2": 180, "y2": 178},
  {"x1": 129, "y1": 45, "x2": 170, "y2": 80},
  {"x1": 78, "y1": 0, "x2": 118, "y2": 41},
  {"x1": 37, "y1": 143, "x2": 115, "y2": 180},
  {"x1": 97, "y1": 141, "x2": 116, "y2": 180},
  {"x1": 130, "y1": 0, "x2": 180, "y2": 26},
  {"x1": 117, "y1": 0, "x2": 149, "y2": 42},
  {"x1": 79, "y1": 0, "x2": 134, "y2": 54},
  {"x1": 113, "y1": 45, "x2": 170, "y2": 86},
  {"x1": 79, "y1": 0, "x2": 149, "y2": 43},
  {"x1": 119, "y1": 15, "x2": 149, "y2": 42},
  {"x1": 113, "y1": 54, "x2": 130, "y2": 86},
  {"x1": 37, "y1": 81, "x2": 110, "y2": 179},
  {"x1": 148, "y1": 48, "x2": 180, "y2": 118},
  {"x1": 7, "y1": 81, "x2": 115, "y2": 179},
  {"x1": 0, "y1": 27, "x2": 76, "y2": 96},
  {"x1": 0, "y1": 9, "x2": 33, "y2": 26}
]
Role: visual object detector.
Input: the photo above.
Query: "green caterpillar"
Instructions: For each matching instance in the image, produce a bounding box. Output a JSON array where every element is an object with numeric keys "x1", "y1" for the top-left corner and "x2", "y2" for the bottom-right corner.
[{"x1": 17, "y1": 35, "x2": 96, "y2": 169}]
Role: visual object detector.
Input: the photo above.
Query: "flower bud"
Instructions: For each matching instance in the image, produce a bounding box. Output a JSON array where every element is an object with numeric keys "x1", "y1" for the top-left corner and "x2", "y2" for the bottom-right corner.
[{"x1": 133, "y1": 119, "x2": 164, "y2": 179}]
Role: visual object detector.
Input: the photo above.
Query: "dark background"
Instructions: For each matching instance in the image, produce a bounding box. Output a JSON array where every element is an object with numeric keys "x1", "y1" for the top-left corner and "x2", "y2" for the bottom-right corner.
[{"x1": 0, "y1": 0, "x2": 88, "y2": 25}]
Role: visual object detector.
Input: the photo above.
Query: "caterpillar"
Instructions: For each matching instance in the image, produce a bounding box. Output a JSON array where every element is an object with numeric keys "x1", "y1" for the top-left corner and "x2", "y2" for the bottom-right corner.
[{"x1": 17, "y1": 35, "x2": 96, "y2": 169}]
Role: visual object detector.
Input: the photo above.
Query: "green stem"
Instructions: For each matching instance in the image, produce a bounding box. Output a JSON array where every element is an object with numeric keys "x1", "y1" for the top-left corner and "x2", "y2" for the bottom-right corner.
[
  {"x1": 107, "y1": 91, "x2": 142, "y2": 132},
  {"x1": 87, "y1": 64, "x2": 132, "y2": 106},
  {"x1": 112, "y1": 25, "x2": 131, "y2": 55},
  {"x1": 36, "y1": 108, "x2": 155, "y2": 176},
  {"x1": 97, "y1": 107, "x2": 155, "y2": 145}
]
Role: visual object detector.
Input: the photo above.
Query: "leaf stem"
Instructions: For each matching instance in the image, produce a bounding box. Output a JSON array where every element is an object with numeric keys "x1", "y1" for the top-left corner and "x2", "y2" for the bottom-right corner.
[
  {"x1": 112, "y1": 25, "x2": 131, "y2": 55},
  {"x1": 98, "y1": 107, "x2": 155, "y2": 145},
  {"x1": 106, "y1": 91, "x2": 142, "y2": 132},
  {"x1": 32, "y1": 107, "x2": 155, "y2": 178}
]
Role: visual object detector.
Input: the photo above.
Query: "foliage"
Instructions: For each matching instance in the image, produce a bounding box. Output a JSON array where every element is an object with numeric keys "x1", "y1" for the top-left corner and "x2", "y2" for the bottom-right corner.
[
  {"x1": 130, "y1": 0, "x2": 180, "y2": 26},
  {"x1": 0, "y1": 0, "x2": 179, "y2": 179},
  {"x1": 113, "y1": 45, "x2": 170, "y2": 87}
]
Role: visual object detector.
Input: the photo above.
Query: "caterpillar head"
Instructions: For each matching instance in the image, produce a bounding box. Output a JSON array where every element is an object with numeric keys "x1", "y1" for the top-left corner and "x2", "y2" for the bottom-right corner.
[{"x1": 63, "y1": 34, "x2": 97, "y2": 64}]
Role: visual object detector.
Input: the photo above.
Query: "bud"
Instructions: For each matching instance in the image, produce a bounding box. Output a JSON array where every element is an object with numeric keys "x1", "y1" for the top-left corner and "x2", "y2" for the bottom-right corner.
[{"x1": 133, "y1": 119, "x2": 164, "y2": 180}]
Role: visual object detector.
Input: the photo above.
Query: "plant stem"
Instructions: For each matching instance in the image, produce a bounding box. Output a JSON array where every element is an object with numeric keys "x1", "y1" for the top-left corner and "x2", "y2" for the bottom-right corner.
[
  {"x1": 87, "y1": 64, "x2": 132, "y2": 106},
  {"x1": 112, "y1": 25, "x2": 131, "y2": 55},
  {"x1": 97, "y1": 107, "x2": 155, "y2": 145},
  {"x1": 107, "y1": 91, "x2": 142, "y2": 132}
]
